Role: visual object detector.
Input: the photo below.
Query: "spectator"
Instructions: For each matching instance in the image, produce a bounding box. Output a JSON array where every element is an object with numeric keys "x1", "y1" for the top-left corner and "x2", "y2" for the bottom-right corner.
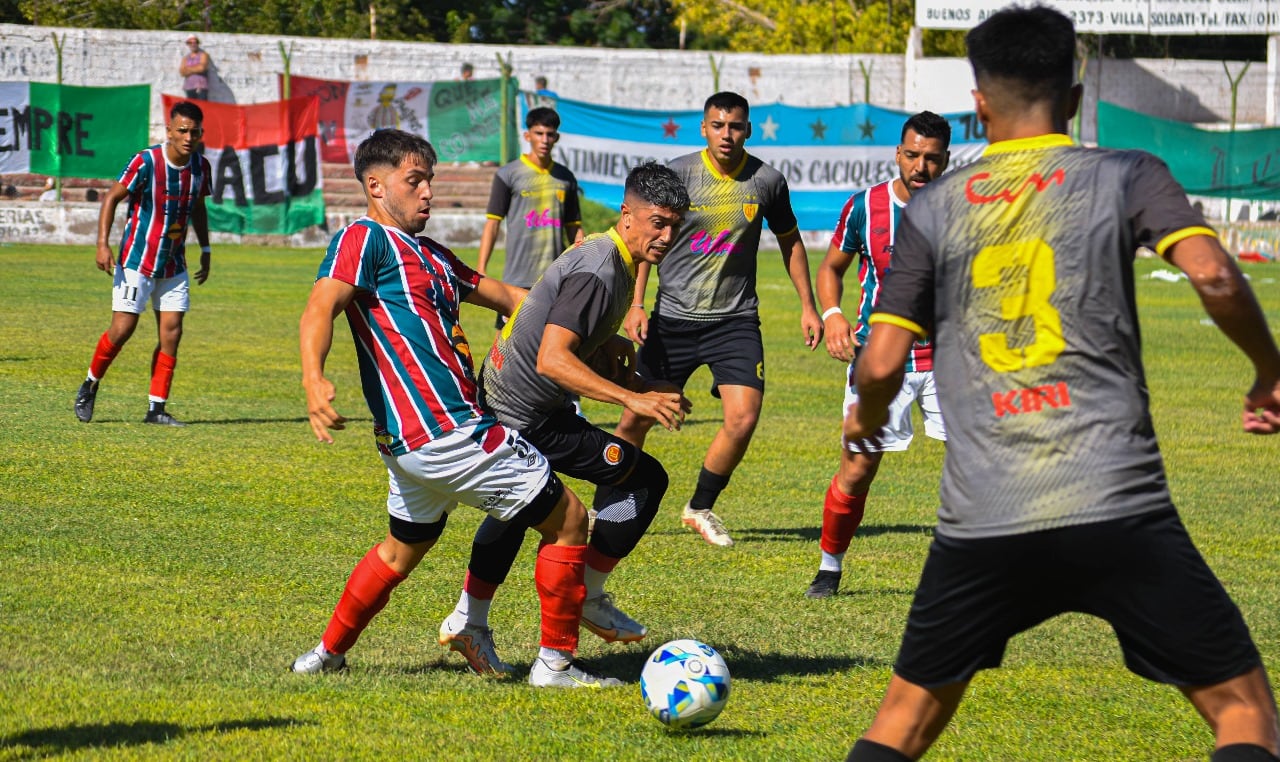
[
  {"x1": 180, "y1": 35, "x2": 211, "y2": 101},
  {"x1": 85, "y1": 188, "x2": 100, "y2": 203},
  {"x1": 460, "y1": 62, "x2": 474, "y2": 81},
  {"x1": 38, "y1": 177, "x2": 57, "y2": 202},
  {"x1": 534, "y1": 76, "x2": 558, "y2": 99}
]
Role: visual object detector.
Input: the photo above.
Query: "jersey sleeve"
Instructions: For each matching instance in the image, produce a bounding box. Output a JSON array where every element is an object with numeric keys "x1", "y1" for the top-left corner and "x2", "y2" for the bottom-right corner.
[
  {"x1": 317, "y1": 222, "x2": 381, "y2": 291},
  {"x1": 546, "y1": 272, "x2": 613, "y2": 341},
  {"x1": 564, "y1": 181, "x2": 582, "y2": 226},
  {"x1": 869, "y1": 210, "x2": 933, "y2": 340},
  {"x1": 763, "y1": 172, "x2": 799, "y2": 237},
  {"x1": 1123, "y1": 152, "x2": 1215, "y2": 258},
  {"x1": 833, "y1": 192, "x2": 865, "y2": 254},
  {"x1": 485, "y1": 171, "x2": 513, "y2": 219},
  {"x1": 440, "y1": 244, "x2": 482, "y2": 301},
  {"x1": 197, "y1": 155, "x2": 213, "y2": 198},
  {"x1": 118, "y1": 151, "x2": 150, "y2": 194}
]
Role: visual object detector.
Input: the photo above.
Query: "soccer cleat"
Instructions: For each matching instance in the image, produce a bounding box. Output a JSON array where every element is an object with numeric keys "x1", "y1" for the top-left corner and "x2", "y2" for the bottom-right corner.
[
  {"x1": 74, "y1": 380, "x2": 98, "y2": 423},
  {"x1": 681, "y1": 504, "x2": 734, "y2": 547},
  {"x1": 581, "y1": 592, "x2": 647, "y2": 643},
  {"x1": 143, "y1": 410, "x2": 186, "y2": 427},
  {"x1": 291, "y1": 644, "x2": 347, "y2": 674},
  {"x1": 438, "y1": 618, "x2": 515, "y2": 675},
  {"x1": 805, "y1": 570, "x2": 842, "y2": 599},
  {"x1": 528, "y1": 657, "x2": 624, "y2": 689}
]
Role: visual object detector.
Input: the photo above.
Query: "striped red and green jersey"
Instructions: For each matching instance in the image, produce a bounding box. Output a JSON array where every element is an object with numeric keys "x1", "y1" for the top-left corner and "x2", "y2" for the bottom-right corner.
[
  {"x1": 318, "y1": 218, "x2": 494, "y2": 456},
  {"x1": 116, "y1": 145, "x2": 212, "y2": 278}
]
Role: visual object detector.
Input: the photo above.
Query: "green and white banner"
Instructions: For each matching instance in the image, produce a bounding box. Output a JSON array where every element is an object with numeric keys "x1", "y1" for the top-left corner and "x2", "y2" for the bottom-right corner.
[{"x1": 0, "y1": 82, "x2": 150, "y2": 178}]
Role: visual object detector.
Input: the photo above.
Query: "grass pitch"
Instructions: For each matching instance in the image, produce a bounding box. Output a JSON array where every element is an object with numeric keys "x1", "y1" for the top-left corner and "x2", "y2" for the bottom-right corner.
[{"x1": 0, "y1": 243, "x2": 1277, "y2": 760}]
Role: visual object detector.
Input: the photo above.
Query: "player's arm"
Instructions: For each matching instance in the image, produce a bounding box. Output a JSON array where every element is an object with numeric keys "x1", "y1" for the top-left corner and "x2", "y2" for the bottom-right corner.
[
  {"x1": 844, "y1": 320, "x2": 916, "y2": 444},
  {"x1": 191, "y1": 198, "x2": 211, "y2": 284},
  {"x1": 299, "y1": 277, "x2": 357, "y2": 443},
  {"x1": 537, "y1": 324, "x2": 690, "y2": 430},
  {"x1": 94, "y1": 181, "x2": 130, "y2": 275},
  {"x1": 817, "y1": 241, "x2": 858, "y2": 362},
  {"x1": 622, "y1": 260, "x2": 653, "y2": 344},
  {"x1": 1166, "y1": 234, "x2": 1280, "y2": 433},
  {"x1": 776, "y1": 227, "x2": 823, "y2": 350},
  {"x1": 475, "y1": 217, "x2": 503, "y2": 277},
  {"x1": 465, "y1": 276, "x2": 527, "y2": 317}
]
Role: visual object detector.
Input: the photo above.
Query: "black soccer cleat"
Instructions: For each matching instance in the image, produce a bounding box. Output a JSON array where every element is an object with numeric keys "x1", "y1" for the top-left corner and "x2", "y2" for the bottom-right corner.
[
  {"x1": 143, "y1": 410, "x2": 186, "y2": 427},
  {"x1": 74, "y1": 380, "x2": 99, "y2": 423},
  {"x1": 805, "y1": 570, "x2": 842, "y2": 599}
]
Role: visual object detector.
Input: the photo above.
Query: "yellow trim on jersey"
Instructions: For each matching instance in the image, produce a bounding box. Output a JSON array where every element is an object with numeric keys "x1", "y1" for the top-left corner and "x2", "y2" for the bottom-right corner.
[
  {"x1": 606, "y1": 227, "x2": 637, "y2": 276},
  {"x1": 982, "y1": 133, "x2": 1074, "y2": 157},
  {"x1": 519, "y1": 154, "x2": 552, "y2": 174},
  {"x1": 485, "y1": 213, "x2": 504, "y2": 221},
  {"x1": 869, "y1": 312, "x2": 929, "y2": 340},
  {"x1": 700, "y1": 148, "x2": 749, "y2": 180},
  {"x1": 1155, "y1": 226, "x2": 1219, "y2": 259}
]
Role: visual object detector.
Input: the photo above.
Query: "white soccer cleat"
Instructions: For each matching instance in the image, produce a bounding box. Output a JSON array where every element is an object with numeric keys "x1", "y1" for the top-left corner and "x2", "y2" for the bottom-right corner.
[
  {"x1": 681, "y1": 504, "x2": 734, "y2": 547},
  {"x1": 528, "y1": 657, "x2": 625, "y2": 688},
  {"x1": 291, "y1": 643, "x2": 347, "y2": 674},
  {"x1": 581, "y1": 592, "x2": 648, "y2": 643}
]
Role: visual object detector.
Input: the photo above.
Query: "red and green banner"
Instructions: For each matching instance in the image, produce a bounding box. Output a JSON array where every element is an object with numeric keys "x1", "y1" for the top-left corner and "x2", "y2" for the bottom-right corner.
[
  {"x1": 165, "y1": 94, "x2": 326, "y2": 234},
  {"x1": 283, "y1": 74, "x2": 518, "y2": 165},
  {"x1": 0, "y1": 82, "x2": 149, "y2": 178}
]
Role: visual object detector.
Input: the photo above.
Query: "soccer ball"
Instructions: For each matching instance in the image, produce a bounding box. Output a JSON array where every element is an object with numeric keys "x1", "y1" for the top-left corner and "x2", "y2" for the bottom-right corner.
[{"x1": 639, "y1": 639, "x2": 731, "y2": 729}]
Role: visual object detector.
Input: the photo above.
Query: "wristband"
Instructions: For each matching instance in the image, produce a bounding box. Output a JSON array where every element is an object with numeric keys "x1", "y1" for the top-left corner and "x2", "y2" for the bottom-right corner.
[
  {"x1": 631, "y1": 304, "x2": 645, "y2": 309},
  {"x1": 200, "y1": 245, "x2": 211, "y2": 254},
  {"x1": 821, "y1": 306, "x2": 842, "y2": 321}
]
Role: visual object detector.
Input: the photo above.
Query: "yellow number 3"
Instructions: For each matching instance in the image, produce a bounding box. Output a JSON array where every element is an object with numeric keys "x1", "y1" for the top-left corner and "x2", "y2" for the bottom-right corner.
[{"x1": 972, "y1": 238, "x2": 1065, "y2": 373}]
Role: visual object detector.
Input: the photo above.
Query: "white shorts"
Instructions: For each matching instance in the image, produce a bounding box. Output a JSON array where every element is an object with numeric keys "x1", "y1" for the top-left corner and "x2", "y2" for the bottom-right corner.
[
  {"x1": 378, "y1": 421, "x2": 552, "y2": 525},
  {"x1": 112, "y1": 267, "x2": 190, "y2": 314},
  {"x1": 844, "y1": 368, "x2": 946, "y2": 452}
]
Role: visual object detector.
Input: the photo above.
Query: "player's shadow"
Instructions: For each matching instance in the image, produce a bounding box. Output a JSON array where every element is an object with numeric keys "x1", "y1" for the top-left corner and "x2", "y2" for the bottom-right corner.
[
  {"x1": 732, "y1": 524, "x2": 934, "y2": 543},
  {"x1": 569, "y1": 648, "x2": 880, "y2": 685},
  {"x1": 0, "y1": 718, "x2": 305, "y2": 759}
]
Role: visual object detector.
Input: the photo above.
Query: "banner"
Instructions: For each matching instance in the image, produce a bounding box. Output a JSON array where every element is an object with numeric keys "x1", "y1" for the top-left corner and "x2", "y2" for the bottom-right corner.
[
  {"x1": 526, "y1": 96, "x2": 987, "y2": 231},
  {"x1": 916, "y1": 0, "x2": 1278, "y2": 33},
  {"x1": 283, "y1": 75, "x2": 519, "y2": 165},
  {"x1": 0, "y1": 82, "x2": 149, "y2": 178},
  {"x1": 163, "y1": 94, "x2": 325, "y2": 235},
  {"x1": 1097, "y1": 101, "x2": 1280, "y2": 201}
]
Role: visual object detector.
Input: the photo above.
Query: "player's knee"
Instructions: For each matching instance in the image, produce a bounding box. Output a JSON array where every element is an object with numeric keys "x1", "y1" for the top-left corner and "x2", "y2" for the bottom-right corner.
[{"x1": 617, "y1": 451, "x2": 669, "y2": 509}]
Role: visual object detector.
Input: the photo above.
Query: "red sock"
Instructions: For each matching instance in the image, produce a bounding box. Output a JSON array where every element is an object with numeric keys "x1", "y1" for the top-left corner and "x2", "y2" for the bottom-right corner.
[
  {"x1": 820, "y1": 478, "x2": 867, "y2": 555},
  {"x1": 89, "y1": 333, "x2": 122, "y2": 380},
  {"x1": 534, "y1": 543, "x2": 586, "y2": 652},
  {"x1": 462, "y1": 570, "x2": 498, "y2": 600},
  {"x1": 149, "y1": 350, "x2": 177, "y2": 401},
  {"x1": 321, "y1": 545, "x2": 407, "y2": 655},
  {"x1": 584, "y1": 545, "x2": 620, "y2": 574}
]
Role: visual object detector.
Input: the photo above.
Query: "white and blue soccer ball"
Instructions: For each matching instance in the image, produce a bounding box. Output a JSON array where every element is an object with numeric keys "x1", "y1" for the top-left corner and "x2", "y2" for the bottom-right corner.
[{"x1": 639, "y1": 639, "x2": 731, "y2": 729}]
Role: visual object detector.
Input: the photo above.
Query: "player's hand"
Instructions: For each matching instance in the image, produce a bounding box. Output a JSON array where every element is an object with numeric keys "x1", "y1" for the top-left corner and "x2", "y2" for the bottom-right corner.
[
  {"x1": 95, "y1": 243, "x2": 115, "y2": 275},
  {"x1": 625, "y1": 390, "x2": 691, "y2": 432},
  {"x1": 304, "y1": 376, "x2": 348, "y2": 443},
  {"x1": 1242, "y1": 374, "x2": 1280, "y2": 434},
  {"x1": 589, "y1": 334, "x2": 636, "y2": 385},
  {"x1": 842, "y1": 401, "x2": 887, "y2": 452},
  {"x1": 624, "y1": 306, "x2": 649, "y2": 345},
  {"x1": 801, "y1": 308, "x2": 824, "y2": 351},
  {"x1": 193, "y1": 252, "x2": 211, "y2": 285},
  {"x1": 823, "y1": 313, "x2": 857, "y2": 362}
]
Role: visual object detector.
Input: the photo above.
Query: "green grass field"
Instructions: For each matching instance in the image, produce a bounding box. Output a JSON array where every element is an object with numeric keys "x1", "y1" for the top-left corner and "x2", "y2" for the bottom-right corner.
[{"x1": 1, "y1": 243, "x2": 1277, "y2": 761}]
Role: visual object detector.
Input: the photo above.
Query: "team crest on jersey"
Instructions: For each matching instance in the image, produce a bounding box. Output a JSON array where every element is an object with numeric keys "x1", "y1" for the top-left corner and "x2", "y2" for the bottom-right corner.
[
  {"x1": 742, "y1": 203, "x2": 758, "y2": 222},
  {"x1": 556, "y1": 189, "x2": 565, "y2": 202},
  {"x1": 601, "y1": 443, "x2": 624, "y2": 465}
]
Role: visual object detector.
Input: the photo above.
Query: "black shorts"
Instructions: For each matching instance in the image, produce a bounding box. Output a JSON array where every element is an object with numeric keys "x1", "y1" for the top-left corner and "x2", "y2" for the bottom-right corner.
[
  {"x1": 523, "y1": 406, "x2": 640, "y2": 486},
  {"x1": 635, "y1": 313, "x2": 765, "y2": 392},
  {"x1": 895, "y1": 508, "x2": 1260, "y2": 688}
]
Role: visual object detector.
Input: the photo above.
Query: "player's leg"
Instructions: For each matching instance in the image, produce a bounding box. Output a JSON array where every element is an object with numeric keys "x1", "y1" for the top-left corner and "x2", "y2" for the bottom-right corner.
[
  {"x1": 849, "y1": 676, "x2": 969, "y2": 760},
  {"x1": 1183, "y1": 667, "x2": 1280, "y2": 758},
  {"x1": 680, "y1": 317, "x2": 766, "y2": 546},
  {"x1": 144, "y1": 275, "x2": 191, "y2": 425},
  {"x1": 75, "y1": 269, "x2": 147, "y2": 422}
]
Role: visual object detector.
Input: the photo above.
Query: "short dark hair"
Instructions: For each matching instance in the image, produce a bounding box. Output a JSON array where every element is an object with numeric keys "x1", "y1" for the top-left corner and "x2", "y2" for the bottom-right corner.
[
  {"x1": 624, "y1": 161, "x2": 689, "y2": 212},
  {"x1": 966, "y1": 5, "x2": 1075, "y2": 107},
  {"x1": 170, "y1": 101, "x2": 204, "y2": 124},
  {"x1": 902, "y1": 111, "x2": 952, "y2": 148},
  {"x1": 525, "y1": 107, "x2": 560, "y2": 130},
  {"x1": 704, "y1": 91, "x2": 750, "y2": 117},
  {"x1": 353, "y1": 129, "x2": 437, "y2": 182}
]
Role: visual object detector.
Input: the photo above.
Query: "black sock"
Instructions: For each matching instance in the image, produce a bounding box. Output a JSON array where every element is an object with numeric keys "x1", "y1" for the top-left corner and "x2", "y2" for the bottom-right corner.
[
  {"x1": 846, "y1": 738, "x2": 913, "y2": 762},
  {"x1": 688, "y1": 466, "x2": 730, "y2": 511},
  {"x1": 1211, "y1": 744, "x2": 1280, "y2": 762},
  {"x1": 149, "y1": 400, "x2": 165, "y2": 414}
]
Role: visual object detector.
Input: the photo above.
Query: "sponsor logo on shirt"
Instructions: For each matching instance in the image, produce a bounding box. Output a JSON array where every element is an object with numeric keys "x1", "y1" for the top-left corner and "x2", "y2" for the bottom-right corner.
[
  {"x1": 991, "y1": 381, "x2": 1071, "y2": 417},
  {"x1": 965, "y1": 168, "x2": 1065, "y2": 205},
  {"x1": 689, "y1": 229, "x2": 737, "y2": 256},
  {"x1": 524, "y1": 208, "x2": 561, "y2": 229}
]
